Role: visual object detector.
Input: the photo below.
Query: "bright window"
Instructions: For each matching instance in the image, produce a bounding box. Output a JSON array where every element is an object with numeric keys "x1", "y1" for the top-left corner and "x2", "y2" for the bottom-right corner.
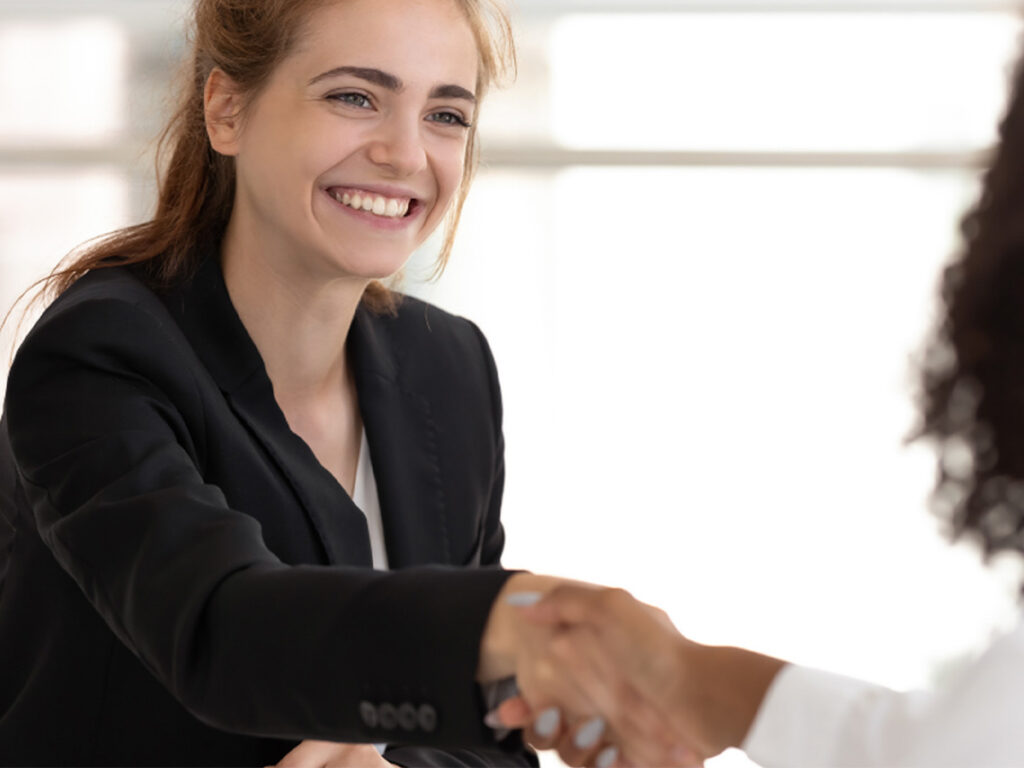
[{"x1": 3, "y1": 6, "x2": 1023, "y2": 768}]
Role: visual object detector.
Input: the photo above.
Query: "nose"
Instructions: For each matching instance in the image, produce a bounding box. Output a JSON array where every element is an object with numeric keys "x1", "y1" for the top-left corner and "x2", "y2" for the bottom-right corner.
[{"x1": 366, "y1": 113, "x2": 428, "y2": 177}]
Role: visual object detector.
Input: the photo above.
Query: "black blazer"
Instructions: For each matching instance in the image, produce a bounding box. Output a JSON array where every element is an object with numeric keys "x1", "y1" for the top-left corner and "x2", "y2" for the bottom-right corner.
[{"x1": 0, "y1": 243, "x2": 532, "y2": 767}]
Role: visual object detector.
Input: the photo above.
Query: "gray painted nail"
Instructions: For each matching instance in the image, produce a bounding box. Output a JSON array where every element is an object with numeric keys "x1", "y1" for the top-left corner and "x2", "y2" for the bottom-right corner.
[
  {"x1": 574, "y1": 716, "x2": 605, "y2": 749},
  {"x1": 505, "y1": 591, "x2": 543, "y2": 607},
  {"x1": 596, "y1": 746, "x2": 618, "y2": 768},
  {"x1": 483, "y1": 709, "x2": 503, "y2": 729},
  {"x1": 534, "y1": 707, "x2": 561, "y2": 738}
]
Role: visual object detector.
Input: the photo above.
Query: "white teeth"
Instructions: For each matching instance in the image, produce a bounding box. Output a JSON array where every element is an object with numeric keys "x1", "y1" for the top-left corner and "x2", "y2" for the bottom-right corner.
[{"x1": 329, "y1": 189, "x2": 411, "y2": 219}]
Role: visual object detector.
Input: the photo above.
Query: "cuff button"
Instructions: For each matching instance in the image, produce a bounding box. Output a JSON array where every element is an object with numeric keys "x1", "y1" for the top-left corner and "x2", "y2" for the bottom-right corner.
[
  {"x1": 397, "y1": 702, "x2": 418, "y2": 731},
  {"x1": 418, "y1": 703, "x2": 437, "y2": 733},
  {"x1": 379, "y1": 702, "x2": 398, "y2": 730},
  {"x1": 359, "y1": 701, "x2": 378, "y2": 729}
]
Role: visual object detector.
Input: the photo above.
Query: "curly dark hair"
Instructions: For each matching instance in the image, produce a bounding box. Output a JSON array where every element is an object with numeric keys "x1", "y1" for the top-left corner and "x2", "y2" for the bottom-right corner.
[{"x1": 917, "y1": 45, "x2": 1024, "y2": 559}]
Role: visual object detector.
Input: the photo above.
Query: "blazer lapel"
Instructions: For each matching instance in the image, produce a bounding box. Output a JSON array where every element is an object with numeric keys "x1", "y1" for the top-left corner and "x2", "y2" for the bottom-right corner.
[
  {"x1": 349, "y1": 306, "x2": 451, "y2": 568},
  {"x1": 163, "y1": 252, "x2": 373, "y2": 567},
  {"x1": 225, "y1": 373, "x2": 374, "y2": 566}
]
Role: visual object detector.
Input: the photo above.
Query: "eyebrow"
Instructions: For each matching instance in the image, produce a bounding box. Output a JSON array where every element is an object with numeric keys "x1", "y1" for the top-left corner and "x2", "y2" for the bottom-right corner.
[{"x1": 308, "y1": 66, "x2": 476, "y2": 104}]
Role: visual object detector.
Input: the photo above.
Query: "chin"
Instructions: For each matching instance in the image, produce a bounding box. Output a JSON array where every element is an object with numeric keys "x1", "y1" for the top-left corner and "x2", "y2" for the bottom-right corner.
[{"x1": 333, "y1": 252, "x2": 410, "y2": 282}]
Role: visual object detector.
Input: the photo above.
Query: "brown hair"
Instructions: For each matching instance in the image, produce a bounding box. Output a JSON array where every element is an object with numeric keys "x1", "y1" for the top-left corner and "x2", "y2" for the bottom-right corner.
[
  {"x1": 27, "y1": 0, "x2": 515, "y2": 313},
  {"x1": 916, "y1": 43, "x2": 1024, "y2": 559}
]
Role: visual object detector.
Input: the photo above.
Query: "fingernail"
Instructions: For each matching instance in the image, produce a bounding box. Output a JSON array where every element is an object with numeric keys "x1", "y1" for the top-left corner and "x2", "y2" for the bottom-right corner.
[
  {"x1": 483, "y1": 709, "x2": 503, "y2": 729},
  {"x1": 505, "y1": 591, "x2": 542, "y2": 607},
  {"x1": 574, "y1": 716, "x2": 605, "y2": 749},
  {"x1": 596, "y1": 745, "x2": 618, "y2": 768},
  {"x1": 534, "y1": 706, "x2": 560, "y2": 737}
]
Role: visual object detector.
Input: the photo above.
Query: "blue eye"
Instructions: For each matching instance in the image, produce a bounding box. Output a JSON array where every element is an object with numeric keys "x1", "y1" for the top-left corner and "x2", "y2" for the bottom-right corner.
[
  {"x1": 328, "y1": 92, "x2": 372, "y2": 108},
  {"x1": 428, "y1": 111, "x2": 471, "y2": 128}
]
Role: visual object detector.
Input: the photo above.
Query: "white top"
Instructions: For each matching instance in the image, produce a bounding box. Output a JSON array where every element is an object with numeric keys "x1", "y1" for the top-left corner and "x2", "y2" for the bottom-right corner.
[
  {"x1": 352, "y1": 428, "x2": 388, "y2": 570},
  {"x1": 742, "y1": 613, "x2": 1024, "y2": 767},
  {"x1": 352, "y1": 428, "x2": 389, "y2": 756}
]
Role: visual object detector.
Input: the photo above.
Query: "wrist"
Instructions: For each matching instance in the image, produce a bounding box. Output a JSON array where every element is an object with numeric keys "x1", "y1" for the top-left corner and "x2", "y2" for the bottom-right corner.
[
  {"x1": 476, "y1": 573, "x2": 567, "y2": 683},
  {"x1": 686, "y1": 642, "x2": 788, "y2": 754}
]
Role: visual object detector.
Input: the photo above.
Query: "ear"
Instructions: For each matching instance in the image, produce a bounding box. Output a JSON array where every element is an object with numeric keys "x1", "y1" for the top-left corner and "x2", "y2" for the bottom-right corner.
[{"x1": 204, "y1": 68, "x2": 243, "y2": 156}]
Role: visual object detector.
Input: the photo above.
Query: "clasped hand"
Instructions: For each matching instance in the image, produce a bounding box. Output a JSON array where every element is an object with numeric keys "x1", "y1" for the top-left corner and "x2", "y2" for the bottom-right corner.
[
  {"x1": 271, "y1": 580, "x2": 702, "y2": 768},
  {"x1": 274, "y1": 578, "x2": 780, "y2": 768},
  {"x1": 482, "y1": 579, "x2": 750, "y2": 767}
]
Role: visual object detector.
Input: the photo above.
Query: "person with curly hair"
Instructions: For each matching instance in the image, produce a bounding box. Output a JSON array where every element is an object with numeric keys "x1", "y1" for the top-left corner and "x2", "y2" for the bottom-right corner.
[{"x1": 489, "y1": 42, "x2": 1024, "y2": 768}]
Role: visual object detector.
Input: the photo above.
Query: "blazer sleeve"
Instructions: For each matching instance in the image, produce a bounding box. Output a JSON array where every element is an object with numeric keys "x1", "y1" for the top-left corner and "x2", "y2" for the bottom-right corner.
[{"x1": 5, "y1": 294, "x2": 514, "y2": 747}]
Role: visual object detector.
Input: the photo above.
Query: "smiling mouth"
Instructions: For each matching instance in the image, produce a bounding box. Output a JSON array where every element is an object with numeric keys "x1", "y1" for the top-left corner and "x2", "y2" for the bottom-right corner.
[{"x1": 326, "y1": 187, "x2": 419, "y2": 219}]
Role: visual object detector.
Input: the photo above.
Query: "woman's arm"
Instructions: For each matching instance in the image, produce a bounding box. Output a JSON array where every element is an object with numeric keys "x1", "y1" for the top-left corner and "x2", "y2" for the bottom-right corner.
[
  {"x1": 6, "y1": 292, "x2": 514, "y2": 747},
  {"x1": 497, "y1": 585, "x2": 1024, "y2": 768}
]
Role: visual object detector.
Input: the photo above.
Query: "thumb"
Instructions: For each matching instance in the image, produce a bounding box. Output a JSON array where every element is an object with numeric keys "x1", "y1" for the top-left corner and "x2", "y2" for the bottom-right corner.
[{"x1": 509, "y1": 585, "x2": 601, "y2": 626}]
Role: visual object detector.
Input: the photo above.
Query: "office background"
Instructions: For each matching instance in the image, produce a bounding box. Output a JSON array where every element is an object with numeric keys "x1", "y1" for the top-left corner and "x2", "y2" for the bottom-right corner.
[{"x1": 2, "y1": 1, "x2": 1023, "y2": 766}]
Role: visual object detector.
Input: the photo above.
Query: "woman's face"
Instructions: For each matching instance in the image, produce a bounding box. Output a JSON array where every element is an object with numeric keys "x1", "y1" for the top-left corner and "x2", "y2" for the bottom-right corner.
[{"x1": 219, "y1": 0, "x2": 479, "y2": 281}]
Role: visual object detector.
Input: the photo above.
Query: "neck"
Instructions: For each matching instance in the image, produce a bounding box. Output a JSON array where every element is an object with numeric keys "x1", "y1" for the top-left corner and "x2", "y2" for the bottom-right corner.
[{"x1": 220, "y1": 216, "x2": 371, "y2": 406}]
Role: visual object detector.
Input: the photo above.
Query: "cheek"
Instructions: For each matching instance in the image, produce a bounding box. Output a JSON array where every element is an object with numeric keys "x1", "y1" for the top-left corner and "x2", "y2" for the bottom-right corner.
[
  {"x1": 245, "y1": 112, "x2": 330, "y2": 183},
  {"x1": 436, "y1": 145, "x2": 468, "y2": 207},
  {"x1": 237, "y1": 129, "x2": 295, "y2": 198}
]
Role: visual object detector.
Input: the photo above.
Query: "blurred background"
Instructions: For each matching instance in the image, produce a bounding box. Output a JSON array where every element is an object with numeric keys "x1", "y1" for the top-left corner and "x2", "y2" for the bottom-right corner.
[{"x1": 2, "y1": 1, "x2": 1024, "y2": 766}]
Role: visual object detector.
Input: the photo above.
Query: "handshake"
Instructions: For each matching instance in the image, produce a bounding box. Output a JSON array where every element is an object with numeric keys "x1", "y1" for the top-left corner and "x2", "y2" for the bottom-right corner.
[{"x1": 477, "y1": 575, "x2": 786, "y2": 768}]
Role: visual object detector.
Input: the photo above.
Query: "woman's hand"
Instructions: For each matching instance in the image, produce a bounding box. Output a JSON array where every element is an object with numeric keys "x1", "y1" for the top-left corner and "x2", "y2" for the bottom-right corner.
[
  {"x1": 273, "y1": 740, "x2": 395, "y2": 768},
  {"x1": 493, "y1": 584, "x2": 787, "y2": 766},
  {"x1": 477, "y1": 575, "x2": 697, "y2": 766}
]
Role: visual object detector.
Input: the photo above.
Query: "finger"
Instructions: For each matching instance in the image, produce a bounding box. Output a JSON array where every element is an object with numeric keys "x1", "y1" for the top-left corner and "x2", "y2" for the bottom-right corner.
[
  {"x1": 540, "y1": 626, "x2": 667, "y2": 765},
  {"x1": 324, "y1": 746, "x2": 390, "y2": 768},
  {"x1": 529, "y1": 589, "x2": 702, "y2": 759},
  {"x1": 553, "y1": 715, "x2": 607, "y2": 767},
  {"x1": 539, "y1": 625, "x2": 645, "y2": 762},
  {"x1": 331, "y1": 744, "x2": 393, "y2": 768},
  {"x1": 594, "y1": 744, "x2": 620, "y2": 768},
  {"x1": 548, "y1": 624, "x2": 682, "y2": 767},
  {"x1": 486, "y1": 695, "x2": 533, "y2": 729},
  {"x1": 516, "y1": 634, "x2": 595, "y2": 751},
  {"x1": 275, "y1": 739, "x2": 333, "y2": 768},
  {"x1": 523, "y1": 704, "x2": 564, "y2": 752}
]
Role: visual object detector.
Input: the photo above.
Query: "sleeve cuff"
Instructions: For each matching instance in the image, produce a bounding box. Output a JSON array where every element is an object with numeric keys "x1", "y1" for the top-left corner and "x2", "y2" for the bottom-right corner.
[{"x1": 742, "y1": 664, "x2": 908, "y2": 768}]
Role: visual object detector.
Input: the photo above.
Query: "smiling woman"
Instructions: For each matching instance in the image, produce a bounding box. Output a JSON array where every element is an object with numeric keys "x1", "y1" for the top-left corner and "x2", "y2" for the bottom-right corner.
[
  {"x1": 208, "y1": 0, "x2": 479, "y2": 294},
  {"x1": 0, "y1": 0, "x2": 584, "y2": 766}
]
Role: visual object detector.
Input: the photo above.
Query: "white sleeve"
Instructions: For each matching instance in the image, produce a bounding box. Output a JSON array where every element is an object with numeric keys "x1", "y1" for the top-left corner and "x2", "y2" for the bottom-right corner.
[{"x1": 741, "y1": 618, "x2": 1024, "y2": 768}]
